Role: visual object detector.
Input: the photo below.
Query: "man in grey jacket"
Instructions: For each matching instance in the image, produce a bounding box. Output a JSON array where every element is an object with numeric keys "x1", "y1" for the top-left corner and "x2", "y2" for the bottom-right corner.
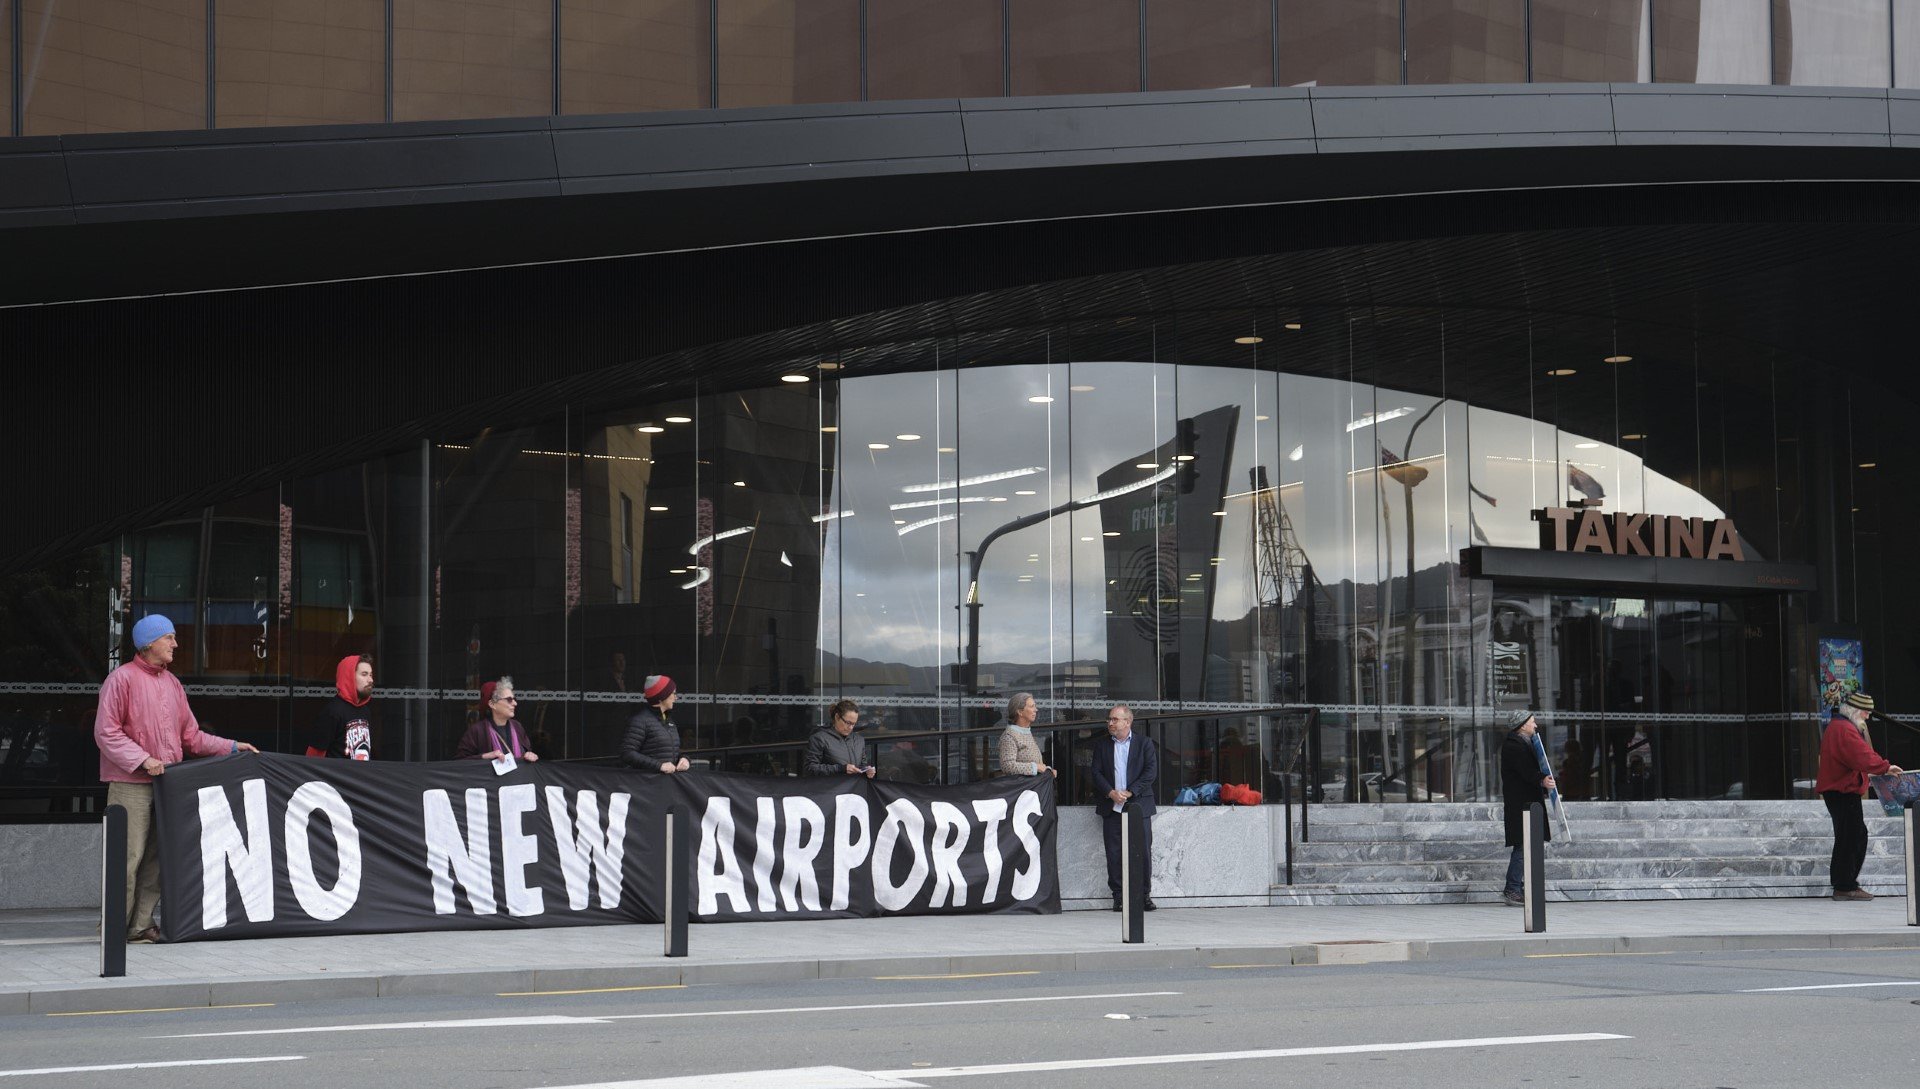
[{"x1": 804, "y1": 699, "x2": 875, "y2": 777}]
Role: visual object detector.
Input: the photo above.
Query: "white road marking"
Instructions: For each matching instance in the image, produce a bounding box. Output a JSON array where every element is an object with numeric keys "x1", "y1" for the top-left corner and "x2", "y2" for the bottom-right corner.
[
  {"x1": 0, "y1": 1056, "x2": 305, "y2": 1078},
  {"x1": 871, "y1": 1032, "x2": 1633, "y2": 1079},
  {"x1": 1739, "y1": 981, "x2": 1920, "y2": 992},
  {"x1": 536, "y1": 1068, "x2": 923, "y2": 1089},
  {"x1": 595, "y1": 991, "x2": 1181, "y2": 1023},
  {"x1": 539, "y1": 1032, "x2": 1631, "y2": 1087},
  {"x1": 154, "y1": 992, "x2": 1183, "y2": 1040},
  {"x1": 157, "y1": 1015, "x2": 605, "y2": 1038}
]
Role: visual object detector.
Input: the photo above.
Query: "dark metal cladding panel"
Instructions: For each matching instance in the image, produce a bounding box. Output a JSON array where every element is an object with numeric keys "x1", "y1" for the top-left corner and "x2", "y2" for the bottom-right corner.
[
  {"x1": 0, "y1": 138, "x2": 76, "y2": 226},
  {"x1": 1890, "y1": 90, "x2": 1920, "y2": 149},
  {"x1": 959, "y1": 89, "x2": 1314, "y2": 166},
  {"x1": 60, "y1": 127, "x2": 562, "y2": 208},
  {"x1": 1309, "y1": 84, "x2": 1615, "y2": 153},
  {"x1": 1613, "y1": 84, "x2": 1892, "y2": 147},
  {"x1": 1463, "y1": 546, "x2": 1818, "y2": 595},
  {"x1": 551, "y1": 107, "x2": 970, "y2": 183}
]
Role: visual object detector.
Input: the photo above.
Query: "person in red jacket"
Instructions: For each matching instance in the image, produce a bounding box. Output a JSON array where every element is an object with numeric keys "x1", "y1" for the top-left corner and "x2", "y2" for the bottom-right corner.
[{"x1": 1816, "y1": 691, "x2": 1904, "y2": 901}]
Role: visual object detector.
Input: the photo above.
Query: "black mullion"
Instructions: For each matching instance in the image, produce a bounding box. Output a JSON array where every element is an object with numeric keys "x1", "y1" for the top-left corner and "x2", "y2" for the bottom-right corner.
[{"x1": 205, "y1": 0, "x2": 215, "y2": 127}]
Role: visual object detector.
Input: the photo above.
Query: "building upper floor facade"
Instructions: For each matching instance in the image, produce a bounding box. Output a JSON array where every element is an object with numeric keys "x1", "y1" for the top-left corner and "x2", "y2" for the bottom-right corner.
[{"x1": 6, "y1": 0, "x2": 1920, "y2": 138}]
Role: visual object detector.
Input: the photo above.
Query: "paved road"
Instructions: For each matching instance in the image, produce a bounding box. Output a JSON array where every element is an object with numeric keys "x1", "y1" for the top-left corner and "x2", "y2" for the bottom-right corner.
[{"x1": 3, "y1": 948, "x2": 1918, "y2": 1087}]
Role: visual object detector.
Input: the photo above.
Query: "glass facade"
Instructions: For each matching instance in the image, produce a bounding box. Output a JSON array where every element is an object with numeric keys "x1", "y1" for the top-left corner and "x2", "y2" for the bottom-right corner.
[
  {"x1": 10, "y1": 0, "x2": 1920, "y2": 135},
  {"x1": 5, "y1": 303, "x2": 1915, "y2": 814}
]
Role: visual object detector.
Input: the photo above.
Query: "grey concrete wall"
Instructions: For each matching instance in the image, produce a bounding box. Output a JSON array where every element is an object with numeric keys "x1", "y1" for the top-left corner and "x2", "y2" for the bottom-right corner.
[{"x1": 0, "y1": 824, "x2": 100, "y2": 910}]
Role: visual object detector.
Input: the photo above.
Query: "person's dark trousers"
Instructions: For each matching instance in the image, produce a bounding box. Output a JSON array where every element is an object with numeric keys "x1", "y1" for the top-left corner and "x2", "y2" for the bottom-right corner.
[
  {"x1": 1821, "y1": 790, "x2": 1870, "y2": 893},
  {"x1": 1503, "y1": 846, "x2": 1524, "y2": 895},
  {"x1": 1100, "y1": 809, "x2": 1153, "y2": 898}
]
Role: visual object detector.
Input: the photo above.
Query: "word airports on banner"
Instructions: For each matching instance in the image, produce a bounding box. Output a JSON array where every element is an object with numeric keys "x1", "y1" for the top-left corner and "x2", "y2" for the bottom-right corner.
[{"x1": 155, "y1": 753, "x2": 1058, "y2": 942}]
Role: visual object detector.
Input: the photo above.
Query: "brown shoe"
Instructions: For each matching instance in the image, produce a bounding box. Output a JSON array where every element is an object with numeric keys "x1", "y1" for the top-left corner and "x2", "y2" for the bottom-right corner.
[
  {"x1": 130, "y1": 925, "x2": 163, "y2": 943},
  {"x1": 1833, "y1": 890, "x2": 1875, "y2": 901}
]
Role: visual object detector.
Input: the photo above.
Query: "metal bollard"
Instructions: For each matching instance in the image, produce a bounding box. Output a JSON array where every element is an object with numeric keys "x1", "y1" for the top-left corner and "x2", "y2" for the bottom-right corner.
[
  {"x1": 100, "y1": 804, "x2": 127, "y2": 978},
  {"x1": 663, "y1": 804, "x2": 690, "y2": 957},
  {"x1": 1523, "y1": 801, "x2": 1547, "y2": 934},
  {"x1": 1905, "y1": 799, "x2": 1916, "y2": 928},
  {"x1": 1120, "y1": 807, "x2": 1147, "y2": 943}
]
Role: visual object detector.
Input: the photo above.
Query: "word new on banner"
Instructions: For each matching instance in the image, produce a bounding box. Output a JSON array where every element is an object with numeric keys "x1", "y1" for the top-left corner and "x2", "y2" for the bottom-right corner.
[{"x1": 154, "y1": 753, "x2": 1058, "y2": 942}]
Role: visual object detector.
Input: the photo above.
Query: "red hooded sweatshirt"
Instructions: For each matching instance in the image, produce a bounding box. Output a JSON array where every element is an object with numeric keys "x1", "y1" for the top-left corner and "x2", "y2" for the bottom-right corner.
[{"x1": 308, "y1": 655, "x2": 374, "y2": 759}]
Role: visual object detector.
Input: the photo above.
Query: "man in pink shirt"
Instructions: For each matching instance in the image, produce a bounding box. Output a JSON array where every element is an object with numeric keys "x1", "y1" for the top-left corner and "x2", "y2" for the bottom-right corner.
[{"x1": 94, "y1": 614, "x2": 258, "y2": 943}]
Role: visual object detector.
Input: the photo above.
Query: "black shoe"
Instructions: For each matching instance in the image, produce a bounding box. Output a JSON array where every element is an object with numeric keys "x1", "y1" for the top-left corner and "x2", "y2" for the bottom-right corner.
[
  {"x1": 1110, "y1": 899, "x2": 1122, "y2": 911},
  {"x1": 1145, "y1": 899, "x2": 1158, "y2": 911}
]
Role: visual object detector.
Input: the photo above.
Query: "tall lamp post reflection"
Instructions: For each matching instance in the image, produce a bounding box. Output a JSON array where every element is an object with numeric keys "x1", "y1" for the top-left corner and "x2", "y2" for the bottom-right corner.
[
  {"x1": 960, "y1": 464, "x2": 1182, "y2": 694},
  {"x1": 1378, "y1": 401, "x2": 1441, "y2": 800}
]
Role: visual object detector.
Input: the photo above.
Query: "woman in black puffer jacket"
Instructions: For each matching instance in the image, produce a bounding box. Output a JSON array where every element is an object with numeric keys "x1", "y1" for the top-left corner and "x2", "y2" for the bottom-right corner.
[{"x1": 622, "y1": 674, "x2": 689, "y2": 774}]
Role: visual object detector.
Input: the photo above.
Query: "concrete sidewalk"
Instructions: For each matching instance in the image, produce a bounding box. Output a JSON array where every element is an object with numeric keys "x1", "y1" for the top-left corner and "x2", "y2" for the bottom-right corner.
[{"x1": 2, "y1": 896, "x2": 1915, "y2": 1015}]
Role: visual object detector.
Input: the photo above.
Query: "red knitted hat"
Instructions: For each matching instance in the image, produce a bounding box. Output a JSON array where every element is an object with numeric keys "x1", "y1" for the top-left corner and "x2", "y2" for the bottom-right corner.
[{"x1": 643, "y1": 674, "x2": 676, "y2": 701}]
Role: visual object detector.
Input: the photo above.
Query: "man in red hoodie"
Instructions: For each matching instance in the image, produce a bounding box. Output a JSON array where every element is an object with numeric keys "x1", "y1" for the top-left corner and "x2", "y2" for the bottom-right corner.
[
  {"x1": 94, "y1": 614, "x2": 258, "y2": 943},
  {"x1": 310, "y1": 655, "x2": 377, "y2": 760},
  {"x1": 1817, "y1": 691, "x2": 1903, "y2": 901}
]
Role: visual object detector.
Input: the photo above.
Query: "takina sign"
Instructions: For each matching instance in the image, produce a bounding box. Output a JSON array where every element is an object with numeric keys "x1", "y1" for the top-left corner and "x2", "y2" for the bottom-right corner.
[{"x1": 1531, "y1": 507, "x2": 1745, "y2": 561}]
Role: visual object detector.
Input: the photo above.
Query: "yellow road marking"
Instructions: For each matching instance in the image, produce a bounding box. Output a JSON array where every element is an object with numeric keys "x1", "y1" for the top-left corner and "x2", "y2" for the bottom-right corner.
[
  {"x1": 1523, "y1": 951, "x2": 1679, "y2": 959},
  {"x1": 48, "y1": 1002, "x2": 273, "y2": 1017},
  {"x1": 498, "y1": 984, "x2": 686, "y2": 997},
  {"x1": 872, "y1": 970, "x2": 1041, "y2": 981}
]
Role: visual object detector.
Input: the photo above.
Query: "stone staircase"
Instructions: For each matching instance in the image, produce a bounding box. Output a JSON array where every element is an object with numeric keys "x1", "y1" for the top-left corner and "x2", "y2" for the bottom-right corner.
[{"x1": 1271, "y1": 800, "x2": 1909, "y2": 906}]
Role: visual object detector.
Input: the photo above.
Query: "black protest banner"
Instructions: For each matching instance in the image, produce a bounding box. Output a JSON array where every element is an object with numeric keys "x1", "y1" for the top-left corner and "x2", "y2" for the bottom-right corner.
[{"x1": 153, "y1": 753, "x2": 1057, "y2": 942}]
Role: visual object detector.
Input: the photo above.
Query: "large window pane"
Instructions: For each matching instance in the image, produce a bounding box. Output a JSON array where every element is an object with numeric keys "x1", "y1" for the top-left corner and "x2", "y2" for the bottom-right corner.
[
  {"x1": 1900, "y1": 0, "x2": 1920, "y2": 87},
  {"x1": 560, "y1": 0, "x2": 707, "y2": 115},
  {"x1": 868, "y1": 0, "x2": 1001, "y2": 100},
  {"x1": 1146, "y1": 0, "x2": 1271, "y2": 92},
  {"x1": 216, "y1": 0, "x2": 384, "y2": 127},
  {"x1": 1773, "y1": 0, "x2": 1891, "y2": 87},
  {"x1": 1653, "y1": 0, "x2": 1769, "y2": 83},
  {"x1": 1531, "y1": 0, "x2": 1648, "y2": 83},
  {"x1": 1010, "y1": 0, "x2": 1138, "y2": 96},
  {"x1": 1406, "y1": 0, "x2": 1526, "y2": 84},
  {"x1": 717, "y1": 0, "x2": 858, "y2": 108},
  {"x1": 393, "y1": 0, "x2": 551, "y2": 122},
  {"x1": 20, "y1": 0, "x2": 206, "y2": 135},
  {"x1": 1277, "y1": 0, "x2": 1398, "y2": 87},
  {"x1": 3, "y1": 0, "x2": 12, "y2": 135}
]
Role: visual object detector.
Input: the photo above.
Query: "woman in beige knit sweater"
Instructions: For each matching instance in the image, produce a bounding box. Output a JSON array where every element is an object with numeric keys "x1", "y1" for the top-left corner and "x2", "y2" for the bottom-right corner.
[{"x1": 996, "y1": 691, "x2": 1055, "y2": 778}]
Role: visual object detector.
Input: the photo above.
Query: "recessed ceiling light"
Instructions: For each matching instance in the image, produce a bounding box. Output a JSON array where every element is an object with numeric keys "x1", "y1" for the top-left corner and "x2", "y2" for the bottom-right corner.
[
  {"x1": 896, "y1": 434, "x2": 921, "y2": 441},
  {"x1": 868, "y1": 443, "x2": 889, "y2": 450},
  {"x1": 893, "y1": 519, "x2": 906, "y2": 525},
  {"x1": 1622, "y1": 433, "x2": 1645, "y2": 440},
  {"x1": 670, "y1": 568, "x2": 686, "y2": 574},
  {"x1": 780, "y1": 374, "x2": 810, "y2": 383},
  {"x1": 1015, "y1": 489, "x2": 1037, "y2": 495},
  {"x1": 649, "y1": 505, "x2": 668, "y2": 512},
  {"x1": 732, "y1": 480, "x2": 747, "y2": 487},
  {"x1": 1070, "y1": 385, "x2": 1095, "y2": 392},
  {"x1": 1284, "y1": 322, "x2": 1303, "y2": 330},
  {"x1": 1028, "y1": 395, "x2": 1054, "y2": 404},
  {"x1": 1213, "y1": 510, "x2": 1226, "y2": 517},
  {"x1": 855, "y1": 592, "x2": 865, "y2": 597},
  {"x1": 1604, "y1": 355, "x2": 1632, "y2": 364},
  {"x1": 1080, "y1": 535, "x2": 1094, "y2": 541},
  {"x1": 1234, "y1": 335, "x2": 1264, "y2": 345},
  {"x1": 937, "y1": 447, "x2": 955, "y2": 453},
  {"x1": 1103, "y1": 530, "x2": 1121, "y2": 537},
  {"x1": 821, "y1": 426, "x2": 838, "y2": 433},
  {"x1": 1573, "y1": 442, "x2": 1599, "y2": 449},
  {"x1": 1256, "y1": 415, "x2": 1270, "y2": 422},
  {"x1": 818, "y1": 361, "x2": 842, "y2": 371},
  {"x1": 1172, "y1": 454, "x2": 1195, "y2": 462},
  {"x1": 1547, "y1": 368, "x2": 1576, "y2": 377},
  {"x1": 1859, "y1": 462, "x2": 1877, "y2": 468},
  {"x1": 1135, "y1": 462, "x2": 1159, "y2": 470},
  {"x1": 1288, "y1": 444, "x2": 1304, "y2": 461},
  {"x1": 638, "y1": 425, "x2": 665, "y2": 434},
  {"x1": 989, "y1": 496, "x2": 1009, "y2": 502}
]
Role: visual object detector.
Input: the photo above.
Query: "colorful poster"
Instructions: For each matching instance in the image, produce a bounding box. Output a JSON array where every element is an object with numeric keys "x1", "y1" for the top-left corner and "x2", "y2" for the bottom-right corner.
[
  {"x1": 1868, "y1": 771, "x2": 1920, "y2": 818},
  {"x1": 1817, "y1": 637, "x2": 1864, "y2": 713}
]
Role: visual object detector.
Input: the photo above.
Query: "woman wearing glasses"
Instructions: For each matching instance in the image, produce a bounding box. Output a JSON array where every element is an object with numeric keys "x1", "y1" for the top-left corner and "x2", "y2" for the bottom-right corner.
[{"x1": 455, "y1": 677, "x2": 540, "y2": 762}]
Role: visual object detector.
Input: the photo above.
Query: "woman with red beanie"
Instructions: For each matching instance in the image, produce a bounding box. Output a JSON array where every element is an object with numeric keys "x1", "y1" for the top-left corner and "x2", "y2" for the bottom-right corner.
[{"x1": 622, "y1": 674, "x2": 689, "y2": 774}]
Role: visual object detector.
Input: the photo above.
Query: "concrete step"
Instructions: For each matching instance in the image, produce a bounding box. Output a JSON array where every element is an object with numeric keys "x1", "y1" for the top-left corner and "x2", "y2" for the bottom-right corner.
[
  {"x1": 1290, "y1": 836, "x2": 1908, "y2": 864},
  {"x1": 1296, "y1": 817, "x2": 1900, "y2": 843},
  {"x1": 1286, "y1": 856, "x2": 1907, "y2": 884},
  {"x1": 1296, "y1": 800, "x2": 1894, "y2": 823},
  {"x1": 1267, "y1": 875, "x2": 1910, "y2": 907}
]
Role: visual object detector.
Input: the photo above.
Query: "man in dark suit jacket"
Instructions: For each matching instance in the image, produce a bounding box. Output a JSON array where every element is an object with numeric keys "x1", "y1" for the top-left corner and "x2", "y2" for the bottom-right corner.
[{"x1": 1090, "y1": 703, "x2": 1158, "y2": 911}]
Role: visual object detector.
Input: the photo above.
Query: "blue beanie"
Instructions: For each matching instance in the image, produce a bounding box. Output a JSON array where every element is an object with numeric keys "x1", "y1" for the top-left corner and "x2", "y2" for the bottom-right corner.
[{"x1": 132, "y1": 614, "x2": 174, "y2": 650}]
